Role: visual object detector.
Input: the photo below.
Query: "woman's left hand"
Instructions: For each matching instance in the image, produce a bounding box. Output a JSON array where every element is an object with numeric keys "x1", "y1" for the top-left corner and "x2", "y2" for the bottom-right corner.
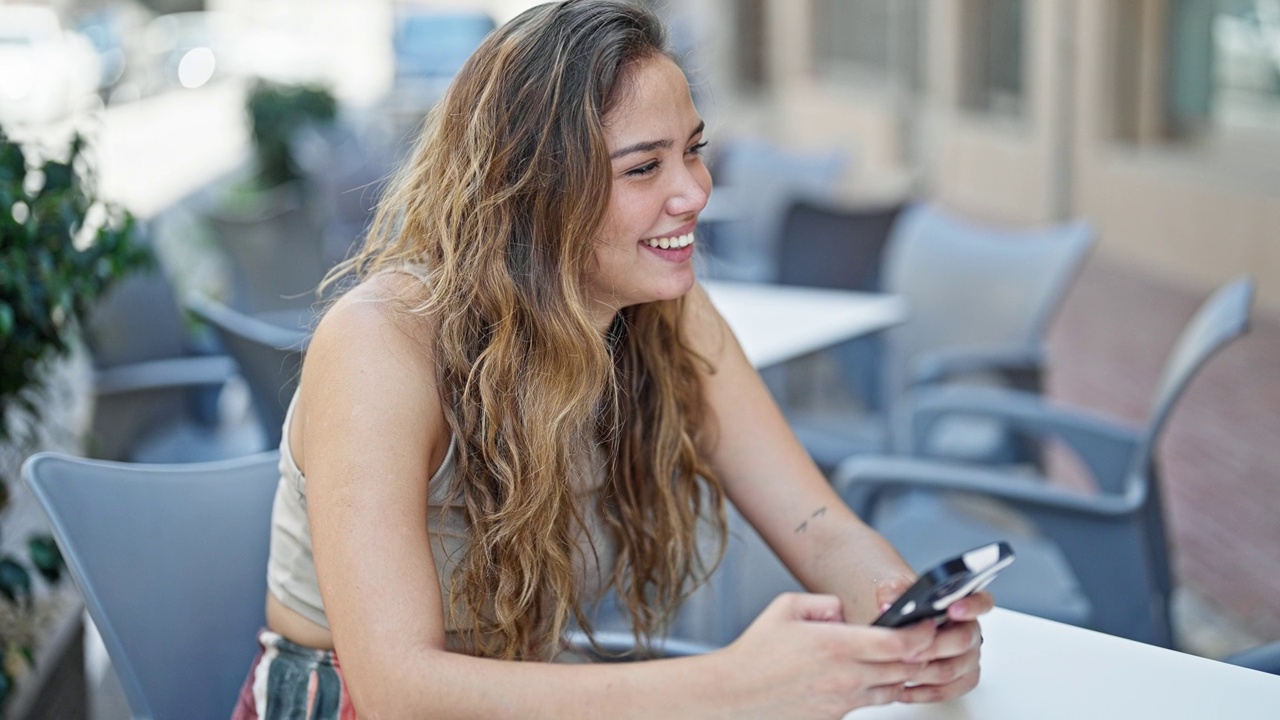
[{"x1": 871, "y1": 577, "x2": 992, "y2": 703}]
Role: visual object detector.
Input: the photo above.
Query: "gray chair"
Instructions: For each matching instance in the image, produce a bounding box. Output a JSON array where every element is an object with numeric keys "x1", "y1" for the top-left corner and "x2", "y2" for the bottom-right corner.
[
  {"x1": 83, "y1": 268, "x2": 252, "y2": 463},
  {"x1": 201, "y1": 183, "x2": 329, "y2": 314},
  {"x1": 834, "y1": 277, "x2": 1254, "y2": 648},
  {"x1": 786, "y1": 202, "x2": 1094, "y2": 473},
  {"x1": 704, "y1": 138, "x2": 847, "y2": 282},
  {"x1": 22, "y1": 450, "x2": 280, "y2": 720},
  {"x1": 186, "y1": 294, "x2": 310, "y2": 451}
]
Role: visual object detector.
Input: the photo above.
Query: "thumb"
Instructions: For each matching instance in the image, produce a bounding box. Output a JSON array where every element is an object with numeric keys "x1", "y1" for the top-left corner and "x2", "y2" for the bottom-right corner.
[{"x1": 875, "y1": 576, "x2": 917, "y2": 613}]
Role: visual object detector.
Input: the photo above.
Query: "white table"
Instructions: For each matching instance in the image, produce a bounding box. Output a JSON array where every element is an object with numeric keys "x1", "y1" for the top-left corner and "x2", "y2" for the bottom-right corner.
[
  {"x1": 702, "y1": 280, "x2": 907, "y2": 369},
  {"x1": 852, "y1": 607, "x2": 1280, "y2": 719}
]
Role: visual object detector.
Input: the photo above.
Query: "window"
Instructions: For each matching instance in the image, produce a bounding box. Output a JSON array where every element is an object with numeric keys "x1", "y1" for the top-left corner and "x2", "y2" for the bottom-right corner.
[
  {"x1": 811, "y1": 0, "x2": 922, "y2": 90},
  {"x1": 732, "y1": 0, "x2": 768, "y2": 94},
  {"x1": 960, "y1": 0, "x2": 1025, "y2": 117},
  {"x1": 1202, "y1": 0, "x2": 1280, "y2": 130}
]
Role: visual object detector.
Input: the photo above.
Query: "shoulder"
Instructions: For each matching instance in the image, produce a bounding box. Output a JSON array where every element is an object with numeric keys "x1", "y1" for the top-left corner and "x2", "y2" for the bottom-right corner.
[{"x1": 311, "y1": 273, "x2": 435, "y2": 366}]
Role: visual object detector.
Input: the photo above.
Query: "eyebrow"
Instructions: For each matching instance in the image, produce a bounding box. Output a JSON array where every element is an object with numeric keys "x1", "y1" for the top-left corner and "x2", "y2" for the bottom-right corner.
[{"x1": 609, "y1": 120, "x2": 706, "y2": 160}]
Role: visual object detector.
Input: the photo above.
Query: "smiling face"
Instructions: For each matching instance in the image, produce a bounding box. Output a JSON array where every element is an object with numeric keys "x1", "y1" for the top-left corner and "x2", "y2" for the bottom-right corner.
[{"x1": 586, "y1": 54, "x2": 711, "y2": 329}]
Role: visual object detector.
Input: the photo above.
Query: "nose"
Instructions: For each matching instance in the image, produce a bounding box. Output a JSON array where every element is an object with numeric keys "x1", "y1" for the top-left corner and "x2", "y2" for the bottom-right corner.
[{"x1": 665, "y1": 164, "x2": 710, "y2": 217}]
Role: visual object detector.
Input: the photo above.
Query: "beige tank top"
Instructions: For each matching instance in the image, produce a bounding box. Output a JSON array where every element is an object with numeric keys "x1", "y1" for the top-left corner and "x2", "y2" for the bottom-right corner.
[{"x1": 266, "y1": 393, "x2": 619, "y2": 638}]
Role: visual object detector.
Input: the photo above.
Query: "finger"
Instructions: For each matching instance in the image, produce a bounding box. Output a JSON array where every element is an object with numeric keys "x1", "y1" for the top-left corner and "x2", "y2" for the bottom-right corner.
[
  {"x1": 874, "y1": 575, "x2": 916, "y2": 611},
  {"x1": 945, "y1": 590, "x2": 995, "y2": 621},
  {"x1": 838, "y1": 621, "x2": 937, "y2": 662},
  {"x1": 857, "y1": 682, "x2": 906, "y2": 709},
  {"x1": 911, "y1": 648, "x2": 981, "y2": 688},
  {"x1": 923, "y1": 619, "x2": 983, "y2": 661},
  {"x1": 898, "y1": 665, "x2": 981, "y2": 704},
  {"x1": 778, "y1": 592, "x2": 845, "y2": 623},
  {"x1": 861, "y1": 660, "x2": 929, "y2": 687}
]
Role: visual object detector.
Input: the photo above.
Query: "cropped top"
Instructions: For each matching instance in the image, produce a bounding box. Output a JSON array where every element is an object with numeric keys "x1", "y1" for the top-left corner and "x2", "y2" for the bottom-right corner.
[{"x1": 266, "y1": 393, "x2": 619, "y2": 642}]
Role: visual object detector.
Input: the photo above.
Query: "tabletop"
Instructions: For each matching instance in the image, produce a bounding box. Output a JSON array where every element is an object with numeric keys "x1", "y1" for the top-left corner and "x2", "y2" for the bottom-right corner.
[
  {"x1": 702, "y1": 279, "x2": 907, "y2": 369},
  {"x1": 850, "y1": 607, "x2": 1280, "y2": 719}
]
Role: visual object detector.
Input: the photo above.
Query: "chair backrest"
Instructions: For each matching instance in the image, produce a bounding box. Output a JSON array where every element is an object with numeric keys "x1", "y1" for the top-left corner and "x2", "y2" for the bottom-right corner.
[
  {"x1": 23, "y1": 451, "x2": 280, "y2": 720},
  {"x1": 1132, "y1": 277, "x2": 1253, "y2": 477},
  {"x1": 882, "y1": 203, "x2": 1094, "y2": 410},
  {"x1": 84, "y1": 266, "x2": 191, "y2": 368},
  {"x1": 202, "y1": 184, "x2": 328, "y2": 313},
  {"x1": 187, "y1": 294, "x2": 309, "y2": 450},
  {"x1": 776, "y1": 199, "x2": 904, "y2": 409},
  {"x1": 776, "y1": 198, "x2": 902, "y2": 292}
]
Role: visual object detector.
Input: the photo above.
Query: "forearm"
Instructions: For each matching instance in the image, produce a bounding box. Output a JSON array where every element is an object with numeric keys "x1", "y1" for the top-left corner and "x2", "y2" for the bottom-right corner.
[
  {"x1": 788, "y1": 509, "x2": 915, "y2": 624},
  {"x1": 354, "y1": 647, "x2": 735, "y2": 719}
]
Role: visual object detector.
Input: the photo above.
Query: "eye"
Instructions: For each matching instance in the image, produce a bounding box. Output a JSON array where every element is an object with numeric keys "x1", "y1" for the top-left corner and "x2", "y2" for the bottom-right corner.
[
  {"x1": 687, "y1": 140, "x2": 709, "y2": 158},
  {"x1": 624, "y1": 160, "x2": 660, "y2": 178}
]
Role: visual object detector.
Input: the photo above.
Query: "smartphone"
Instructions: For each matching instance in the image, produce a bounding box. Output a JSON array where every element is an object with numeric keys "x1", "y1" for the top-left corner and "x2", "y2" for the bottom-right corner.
[{"x1": 872, "y1": 541, "x2": 1015, "y2": 628}]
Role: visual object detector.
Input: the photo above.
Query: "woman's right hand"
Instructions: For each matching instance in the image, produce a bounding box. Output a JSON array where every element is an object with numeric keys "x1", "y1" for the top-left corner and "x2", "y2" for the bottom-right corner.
[{"x1": 716, "y1": 592, "x2": 937, "y2": 719}]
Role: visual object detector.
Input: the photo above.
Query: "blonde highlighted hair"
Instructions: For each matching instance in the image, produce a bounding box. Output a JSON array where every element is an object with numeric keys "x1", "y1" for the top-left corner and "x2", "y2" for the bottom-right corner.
[{"x1": 328, "y1": 0, "x2": 725, "y2": 660}]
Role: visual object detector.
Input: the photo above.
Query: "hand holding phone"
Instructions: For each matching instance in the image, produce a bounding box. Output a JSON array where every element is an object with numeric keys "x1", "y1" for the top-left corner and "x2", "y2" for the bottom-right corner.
[{"x1": 872, "y1": 541, "x2": 1014, "y2": 628}]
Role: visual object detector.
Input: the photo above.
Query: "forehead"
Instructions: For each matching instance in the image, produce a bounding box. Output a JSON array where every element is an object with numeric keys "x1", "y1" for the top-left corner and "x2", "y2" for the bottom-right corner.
[{"x1": 603, "y1": 55, "x2": 699, "y2": 147}]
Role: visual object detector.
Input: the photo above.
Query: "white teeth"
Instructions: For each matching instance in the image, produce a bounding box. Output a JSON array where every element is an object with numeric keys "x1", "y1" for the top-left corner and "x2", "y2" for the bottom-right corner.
[{"x1": 644, "y1": 232, "x2": 694, "y2": 249}]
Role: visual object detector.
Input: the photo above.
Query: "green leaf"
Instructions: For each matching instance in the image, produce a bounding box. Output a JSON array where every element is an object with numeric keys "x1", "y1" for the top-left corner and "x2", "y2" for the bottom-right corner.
[
  {"x1": 27, "y1": 534, "x2": 62, "y2": 585},
  {"x1": 0, "y1": 558, "x2": 31, "y2": 605}
]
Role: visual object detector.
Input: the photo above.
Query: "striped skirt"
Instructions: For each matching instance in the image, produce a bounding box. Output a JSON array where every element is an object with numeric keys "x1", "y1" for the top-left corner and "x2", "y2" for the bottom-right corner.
[{"x1": 231, "y1": 630, "x2": 357, "y2": 720}]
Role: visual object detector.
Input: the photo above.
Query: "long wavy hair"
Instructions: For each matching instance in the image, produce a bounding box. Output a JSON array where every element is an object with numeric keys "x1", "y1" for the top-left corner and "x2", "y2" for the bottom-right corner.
[{"x1": 327, "y1": 0, "x2": 727, "y2": 660}]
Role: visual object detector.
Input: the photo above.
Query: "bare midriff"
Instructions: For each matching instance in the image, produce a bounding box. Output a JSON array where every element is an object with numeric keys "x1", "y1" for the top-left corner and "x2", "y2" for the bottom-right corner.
[{"x1": 266, "y1": 592, "x2": 335, "y2": 650}]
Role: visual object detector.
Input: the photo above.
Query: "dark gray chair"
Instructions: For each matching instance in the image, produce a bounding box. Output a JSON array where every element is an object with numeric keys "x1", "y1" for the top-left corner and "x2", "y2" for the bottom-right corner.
[
  {"x1": 186, "y1": 294, "x2": 309, "y2": 450},
  {"x1": 84, "y1": 268, "x2": 253, "y2": 463},
  {"x1": 704, "y1": 137, "x2": 847, "y2": 282},
  {"x1": 23, "y1": 450, "x2": 280, "y2": 720},
  {"x1": 771, "y1": 198, "x2": 903, "y2": 412},
  {"x1": 834, "y1": 277, "x2": 1254, "y2": 648},
  {"x1": 786, "y1": 202, "x2": 1094, "y2": 473},
  {"x1": 1224, "y1": 642, "x2": 1280, "y2": 676}
]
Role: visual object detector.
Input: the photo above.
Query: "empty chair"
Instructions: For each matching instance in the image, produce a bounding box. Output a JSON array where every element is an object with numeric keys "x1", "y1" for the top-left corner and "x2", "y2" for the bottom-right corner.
[
  {"x1": 834, "y1": 277, "x2": 1254, "y2": 648},
  {"x1": 83, "y1": 267, "x2": 256, "y2": 463},
  {"x1": 771, "y1": 198, "x2": 904, "y2": 412},
  {"x1": 786, "y1": 202, "x2": 1094, "y2": 472},
  {"x1": 201, "y1": 183, "x2": 330, "y2": 314},
  {"x1": 704, "y1": 137, "x2": 847, "y2": 282},
  {"x1": 23, "y1": 450, "x2": 280, "y2": 720},
  {"x1": 186, "y1": 294, "x2": 310, "y2": 451}
]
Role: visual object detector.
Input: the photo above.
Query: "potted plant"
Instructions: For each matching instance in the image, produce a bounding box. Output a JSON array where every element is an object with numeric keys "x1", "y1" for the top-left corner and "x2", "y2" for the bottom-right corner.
[
  {"x1": 0, "y1": 126, "x2": 149, "y2": 709},
  {"x1": 200, "y1": 80, "x2": 338, "y2": 311}
]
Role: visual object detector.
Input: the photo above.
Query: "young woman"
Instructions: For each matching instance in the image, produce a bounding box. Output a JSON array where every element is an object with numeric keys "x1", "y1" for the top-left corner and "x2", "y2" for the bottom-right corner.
[{"x1": 233, "y1": 1, "x2": 990, "y2": 717}]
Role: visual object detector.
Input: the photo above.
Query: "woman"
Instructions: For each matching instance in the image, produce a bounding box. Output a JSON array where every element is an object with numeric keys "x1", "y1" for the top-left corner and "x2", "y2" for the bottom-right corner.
[{"x1": 234, "y1": 1, "x2": 990, "y2": 717}]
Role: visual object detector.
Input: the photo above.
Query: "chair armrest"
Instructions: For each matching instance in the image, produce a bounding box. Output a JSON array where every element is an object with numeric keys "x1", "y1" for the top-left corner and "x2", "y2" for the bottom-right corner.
[
  {"x1": 832, "y1": 455, "x2": 1143, "y2": 521},
  {"x1": 907, "y1": 386, "x2": 1141, "y2": 492},
  {"x1": 1223, "y1": 641, "x2": 1280, "y2": 676},
  {"x1": 909, "y1": 344, "x2": 1045, "y2": 389},
  {"x1": 93, "y1": 355, "x2": 238, "y2": 397}
]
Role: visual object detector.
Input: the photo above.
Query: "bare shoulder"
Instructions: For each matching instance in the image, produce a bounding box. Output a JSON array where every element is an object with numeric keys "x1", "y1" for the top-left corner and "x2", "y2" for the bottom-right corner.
[{"x1": 293, "y1": 272, "x2": 448, "y2": 473}]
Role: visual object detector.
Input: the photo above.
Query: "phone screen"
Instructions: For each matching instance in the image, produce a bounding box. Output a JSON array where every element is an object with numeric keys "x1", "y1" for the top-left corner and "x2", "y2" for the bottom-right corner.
[{"x1": 872, "y1": 541, "x2": 1014, "y2": 628}]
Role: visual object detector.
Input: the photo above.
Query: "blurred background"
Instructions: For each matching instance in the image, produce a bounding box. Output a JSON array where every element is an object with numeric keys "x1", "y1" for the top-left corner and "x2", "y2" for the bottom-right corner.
[{"x1": 2, "y1": 0, "x2": 1279, "y2": 716}]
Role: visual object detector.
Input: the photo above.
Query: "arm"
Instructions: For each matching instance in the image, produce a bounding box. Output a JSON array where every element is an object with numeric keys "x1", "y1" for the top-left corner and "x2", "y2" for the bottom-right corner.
[
  {"x1": 293, "y1": 278, "x2": 934, "y2": 719},
  {"x1": 682, "y1": 284, "x2": 989, "y2": 702}
]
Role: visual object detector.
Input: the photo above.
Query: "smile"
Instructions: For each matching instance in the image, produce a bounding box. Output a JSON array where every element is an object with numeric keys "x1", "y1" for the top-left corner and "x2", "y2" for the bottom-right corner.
[{"x1": 642, "y1": 231, "x2": 695, "y2": 250}]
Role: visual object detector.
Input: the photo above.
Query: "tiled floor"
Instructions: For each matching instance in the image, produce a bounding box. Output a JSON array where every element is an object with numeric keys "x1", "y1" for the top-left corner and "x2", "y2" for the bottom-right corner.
[{"x1": 1044, "y1": 256, "x2": 1280, "y2": 658}]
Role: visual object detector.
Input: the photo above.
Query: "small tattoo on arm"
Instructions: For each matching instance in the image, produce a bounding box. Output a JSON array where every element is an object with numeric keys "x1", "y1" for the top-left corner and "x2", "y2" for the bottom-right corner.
[{"x1": 794, "y1": 506, "x2": 828, "y2": 534}]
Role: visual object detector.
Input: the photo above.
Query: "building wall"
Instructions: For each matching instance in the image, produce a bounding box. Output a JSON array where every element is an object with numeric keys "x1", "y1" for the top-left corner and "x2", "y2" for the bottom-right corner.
[{"x1": 677, "y1": 0, "x2": 1280, "y2": 313}]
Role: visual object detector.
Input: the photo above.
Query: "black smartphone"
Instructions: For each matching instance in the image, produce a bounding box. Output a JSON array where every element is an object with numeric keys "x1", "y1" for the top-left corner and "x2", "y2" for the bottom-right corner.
[{"x1": 872, "y1": 541, "x2": 1015, "y2": 628}]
